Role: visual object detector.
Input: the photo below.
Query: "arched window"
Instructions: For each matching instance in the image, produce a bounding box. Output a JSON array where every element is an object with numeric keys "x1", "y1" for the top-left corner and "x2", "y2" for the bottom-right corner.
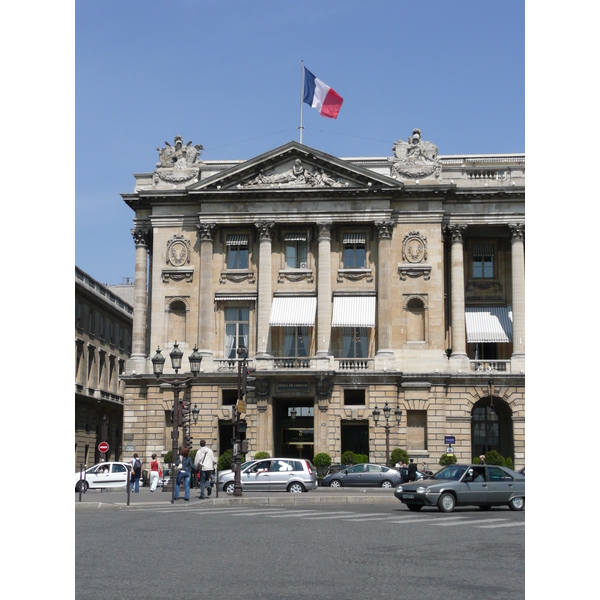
[
  {"x1": 471, "y1": 397, "x2": 514, "y2": 459},
  {"x1": 168, "y1": 300, "x2": 187, "y2": 344}
]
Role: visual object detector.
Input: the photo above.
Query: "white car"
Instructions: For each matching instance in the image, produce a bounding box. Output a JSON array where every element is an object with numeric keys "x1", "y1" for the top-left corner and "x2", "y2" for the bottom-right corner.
[{"x1": 75, "y1": 461, "x2": 131, "y2": 492}]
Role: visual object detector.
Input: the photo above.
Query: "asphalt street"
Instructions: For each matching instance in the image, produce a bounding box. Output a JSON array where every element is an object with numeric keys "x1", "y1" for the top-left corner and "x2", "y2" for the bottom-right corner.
[{"x1": 76, "y1": 489, "x2": 524, "y2": 599}]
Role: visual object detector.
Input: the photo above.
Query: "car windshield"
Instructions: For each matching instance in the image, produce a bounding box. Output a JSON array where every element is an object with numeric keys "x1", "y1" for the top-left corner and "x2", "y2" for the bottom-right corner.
[{"x1": 431, "y1": 466, "x2": 468, "y2": 481}]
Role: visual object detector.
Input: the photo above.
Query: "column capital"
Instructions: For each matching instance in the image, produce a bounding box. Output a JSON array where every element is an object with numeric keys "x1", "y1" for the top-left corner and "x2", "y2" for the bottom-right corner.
[
  {"x1": 509, "y1": 223, "x2": 525, "y2": 242},
  {"x1": 197, "y1": 221, "x2": 217, "y2": 241},
  {"x1": 375, "y1": 220, "x2": 395, "y2": 239},
  {"x1": 445, "y1": 224, "x2": 467, "y2": 242},
  {"x1": 131, "y1": 227, "x2": 151, "y2": 248},
  {"x1": 255, "y1": 221, "x2": 275, "y2": 240},
  {"x1": 316, "y1": 221, "x2": 332, "y2": 240}
]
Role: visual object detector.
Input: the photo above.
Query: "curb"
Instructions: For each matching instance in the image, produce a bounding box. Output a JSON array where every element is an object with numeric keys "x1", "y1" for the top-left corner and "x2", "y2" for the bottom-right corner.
[{"x1": 76, "y1": 494, "x2": 399, "y2": 510}]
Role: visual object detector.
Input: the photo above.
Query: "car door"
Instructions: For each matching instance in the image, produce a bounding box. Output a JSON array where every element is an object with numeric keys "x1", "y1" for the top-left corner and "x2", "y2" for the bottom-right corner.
[
  {"x1": 241, "y1": 460, "x2": 272, "y2": 491},
  {"x1": 343, "y1": 464, "x2": 367, "y2": 486},
  {"x1": 457, "y1": 467, "x2": 489, "y2": 505},
  {"x1": 86, "y1": 464, "x2": 110, "y2": 489},
  {"x1": 109, "y1": 463, "x2": 129, "y2": 488},
  {"x1": 486, "y1": 466, "x2": 516, "y2": 504},
  {"x1": 363, "y1": 464, "x2": 384, "y2": 486},
  {"x1": 268, "y1": 459, "x2": 296, "y2": 491}
]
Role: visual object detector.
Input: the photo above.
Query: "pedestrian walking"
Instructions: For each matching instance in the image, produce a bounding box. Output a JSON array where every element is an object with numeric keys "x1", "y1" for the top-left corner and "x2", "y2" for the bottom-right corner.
[
  {"x1": 174, "y1": 446, "x2": 193, "y2": 502},
  {"x1": 479, "y1": 455, "x2": 486, "y2": 465},
  {"x1": 194, "y1": 439, "x2": 216, "y2": 499},
  {"x1": 149, "y1": 453, "x2": 160, "y2": 492},
  {"x1": 130, "y1": 453, "x2": 142, "y2": 493},
  {"x1": 407, "y1": 458, "x2": 418, "y2": 482}
]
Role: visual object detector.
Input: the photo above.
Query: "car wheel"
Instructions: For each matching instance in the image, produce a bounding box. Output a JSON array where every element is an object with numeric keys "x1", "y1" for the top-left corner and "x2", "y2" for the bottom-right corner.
[
  {"x1": 329, "y1": 479, "x2": 343, "y2": 488},
  {"x1": 508, "y1": 497, "x2": 525, "y2": 511},
  {"x1": 438, "y1": 492, "x2": 456, "y2": 513},
  {"x1": 224, "y1": 482, "x2": 235, "y2": 494},
  {"x1": 406, "y1": 504, "x2": 422, "y2": 512},
  {"x1": 288, "y1": 482, "x2": 305, "y2": 493},
  {"x1": 479, "y1": 505, "x2": 492, "y2": 511},
  {"x1": 75, "y1": 480, "x2": 89, "y2": 493},
  {"x1": 380, "y1": 480, "x2": 393, "y2": 489}
]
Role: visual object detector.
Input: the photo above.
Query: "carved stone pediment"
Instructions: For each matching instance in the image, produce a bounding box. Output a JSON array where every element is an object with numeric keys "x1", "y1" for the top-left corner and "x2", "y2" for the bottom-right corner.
[{"x1": 390, "y1": 129, "x2": 441, "y2": 180}]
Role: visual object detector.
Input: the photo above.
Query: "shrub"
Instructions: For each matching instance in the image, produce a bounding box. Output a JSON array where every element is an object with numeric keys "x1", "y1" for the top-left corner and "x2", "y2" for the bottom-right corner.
[
  {"x1": 218, "y1": 449, "x2": 246, "y2": 471},
  {"x1": 505, "y1": 456, "x2": 514, "y2": 470},
  {"x1": 472, "y1": 456, "x2": 481, "y2": 464},
  {"x1": 355, "y1": 453, "x2": 368, "y2": 464},
  {"x1": 341, "y1": 450, "x2": 356, "y2": 465},
  {"x1": 254, "y1": 451, "x2": 270, "y2": 460},
  {"x1": 190, "y1": 448, "x2": 198, "y2": 462},
  {"x1": 313, "y1": 453, "x2": 332, "y2": 468},
  {"x1": 163, "y1": 450, "x2": 173, "y2": 464},
  {"x1": 484, "y1": 450, "x2": 505, "y2": 466},
  {"x1": 439, "y1": 454, "x2": 458, "y2": 466},
  {"x1": 390, "y1": 448, "x2": 409, "y2": 466}
]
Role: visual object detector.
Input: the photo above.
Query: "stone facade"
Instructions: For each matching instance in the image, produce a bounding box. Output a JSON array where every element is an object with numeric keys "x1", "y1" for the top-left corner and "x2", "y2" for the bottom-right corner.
[
  {"x1": 119, "y1": 133, "x2": 525, "y2": 470},
  {"x1": 75, "y1": 267, "x2": 133, "y2": 469}
]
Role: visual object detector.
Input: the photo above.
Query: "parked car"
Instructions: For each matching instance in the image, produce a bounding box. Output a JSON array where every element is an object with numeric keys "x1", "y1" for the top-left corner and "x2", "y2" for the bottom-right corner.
[
  {"x1": 321, "y1": 463, "x2": 402, "y2": 488},
  {"x1": 217, "y1": 460, "x2": 258, "y2": 481},
  {"x1": 218, "y1": 458, "x2": 317, "y2": 493},
  {"x1": 395, "y1": 464, "x2": 525, "y2": 512},
  {"x1": 75, "y1": 462, "x2": 131, "y2": 492},
  {"x1": 324, "y1": 464, "x2": 347, "y2": 476}
]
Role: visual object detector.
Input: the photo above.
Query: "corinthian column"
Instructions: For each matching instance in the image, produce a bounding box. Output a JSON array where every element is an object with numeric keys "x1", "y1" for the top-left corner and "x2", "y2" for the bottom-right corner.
[
  {"x1": 447, "y1": 224, "x2": 470, "y2": 370},
  {"x1": 316, "y1": 222, "x2": 332, "y2": 358},
  {"x1": 509, "y1": 223, "x2": 525, "y2": 372},
  {"x1": 375, "y1": 220, "x2": 394, "y2": 357},
  {"x1": 197, "y1": 222, "x2": 217, "y2": 359},
  {"x1": 129, "y1": 227, "x2": 151, "y2": 373},
  {"x1": 255, "y1": 221, "x2": 275, "y2": 357}
]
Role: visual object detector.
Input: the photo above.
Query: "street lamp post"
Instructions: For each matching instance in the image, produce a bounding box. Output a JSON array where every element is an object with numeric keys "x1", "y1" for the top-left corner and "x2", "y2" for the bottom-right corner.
[
  {"x1": 371, "y1": 401, "x2": 402, "y2": 467},
  {"x1": 152, "y1": 342, "x2": 202, "y2": 505}
]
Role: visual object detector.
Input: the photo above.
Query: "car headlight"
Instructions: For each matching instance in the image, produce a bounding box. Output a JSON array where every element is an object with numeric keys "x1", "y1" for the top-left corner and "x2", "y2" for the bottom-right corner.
[
  {"x1": 397, "y1": 485, "x2": 403, "y2": 492},
  {"x1": 416, "y1": 486, "x2": 431, "y2": 494}
]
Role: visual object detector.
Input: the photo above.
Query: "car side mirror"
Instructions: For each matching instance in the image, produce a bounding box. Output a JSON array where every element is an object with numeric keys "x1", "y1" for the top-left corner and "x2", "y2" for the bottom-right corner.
[{"x1": 467, "y1": 469, "x2": 474, "y2": 476}]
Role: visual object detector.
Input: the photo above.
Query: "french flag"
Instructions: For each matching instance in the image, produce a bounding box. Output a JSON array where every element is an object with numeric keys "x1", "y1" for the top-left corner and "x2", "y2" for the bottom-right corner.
[{"x1": 303, "y1": 67, "x2": 344, "y2": 119}]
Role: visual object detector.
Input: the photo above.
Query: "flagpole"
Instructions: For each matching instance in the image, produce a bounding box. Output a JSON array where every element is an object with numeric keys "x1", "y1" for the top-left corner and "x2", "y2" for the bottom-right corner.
[{"x1": 299, "y1": 60, "x2": 304, "y2": 144}]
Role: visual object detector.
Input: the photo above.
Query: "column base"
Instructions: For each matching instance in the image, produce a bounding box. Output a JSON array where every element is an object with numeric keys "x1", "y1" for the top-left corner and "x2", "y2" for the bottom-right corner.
[
  {"x1": 374, "y1": 351, "x2": 396, "y2": 372},
  {"x1": 510, "y1": 353, "x2": 525, "y2": 374},
  {"x1": 448, "y1": 352, "x2": 471, "y2": 373},
  {"x1": 126, "y1": 354, "x2": 149, "y2": 376}
]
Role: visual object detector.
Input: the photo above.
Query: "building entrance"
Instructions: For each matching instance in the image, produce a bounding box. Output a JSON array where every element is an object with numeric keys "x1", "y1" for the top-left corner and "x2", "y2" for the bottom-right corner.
[
  {"x1": 273, "y1": 398, "x2": 314, "y2": 459},
  {"x1": 471, "y1": 397, "x2": 513, "y2": 460},
  {"x1": 341, "y1": 421, "x2": 369, "y2": 459}
]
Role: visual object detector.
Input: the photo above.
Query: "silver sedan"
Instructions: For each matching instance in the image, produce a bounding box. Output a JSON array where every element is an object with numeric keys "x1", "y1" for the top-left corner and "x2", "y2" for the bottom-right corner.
[{"x1": 394, "y1": 464, "x2": 525, "y2": 512}]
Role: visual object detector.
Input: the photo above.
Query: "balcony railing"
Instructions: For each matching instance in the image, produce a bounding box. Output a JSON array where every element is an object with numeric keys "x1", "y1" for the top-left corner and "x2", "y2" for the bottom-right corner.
[
  {"x1": 336, "y1": 358, "x2": 374, "y2": 371},
  {"x1": 215, "y1": 359, "x2": 255, "y2": 372},
  {"x1": 470, "y1": 360, "x2": 511, "y2": 373},
  {"x1": 273, "y1": 357, "x2": 312, "y2": 369}
]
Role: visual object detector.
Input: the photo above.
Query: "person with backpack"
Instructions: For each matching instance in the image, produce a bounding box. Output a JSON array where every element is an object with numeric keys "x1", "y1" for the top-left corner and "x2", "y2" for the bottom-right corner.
[
  {"x1": 130, "y1": 453, "x2": 142, "y2": 493},
  {"x1": 194, "y1": 439, "x2": 216, "y2": 499}
]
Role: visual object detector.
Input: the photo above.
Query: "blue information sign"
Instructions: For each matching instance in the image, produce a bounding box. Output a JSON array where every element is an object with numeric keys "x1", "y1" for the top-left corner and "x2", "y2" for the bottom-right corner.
[{"x1": 445, "y1": 436, "x2": 455, "y2": 444}]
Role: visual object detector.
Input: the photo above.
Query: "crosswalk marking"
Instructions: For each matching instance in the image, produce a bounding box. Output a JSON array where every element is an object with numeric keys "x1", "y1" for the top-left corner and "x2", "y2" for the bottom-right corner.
[
  {"x1": 387, "y1": 516, "x2": 467, "y2": 525},
  {"x1": 475, "y1": 522, "x2": 526, "y2": 529},
  {"x1": 295, "y1": 511, "x2": 357, "y2": 520},
  {"x1": 264, "y1": 510, "x2": 323, "y2": 518},
  {"x1": 431, "y1": 518, "x2": 507, "y2": 527}
]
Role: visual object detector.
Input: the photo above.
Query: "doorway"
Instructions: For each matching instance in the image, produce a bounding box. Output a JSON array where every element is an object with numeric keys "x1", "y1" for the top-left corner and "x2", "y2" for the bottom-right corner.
[
  {"x1": 274, "y1": 398, "x2": 314, "y2": 459},
  {"x1": 341, "y1": 421, "x2": 369, "y2": 458},
  {"x1": 471, "y1": 397, "x2": 514, "y2": 460}
]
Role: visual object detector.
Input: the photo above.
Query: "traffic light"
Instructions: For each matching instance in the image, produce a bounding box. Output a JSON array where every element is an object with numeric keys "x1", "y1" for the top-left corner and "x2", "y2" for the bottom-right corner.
[
  {"x1": 241, "y1": 365, "x2": 256, "y2": 396},
  {"x1": 180, "y1": 400, "x2": 191, "y2": 427}
]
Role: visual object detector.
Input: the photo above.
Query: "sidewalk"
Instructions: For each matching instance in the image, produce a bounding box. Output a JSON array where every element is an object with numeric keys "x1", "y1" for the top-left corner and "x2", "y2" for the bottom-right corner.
[{"x1": 75, "y1": 486, "x2": 399, "y2": 510}]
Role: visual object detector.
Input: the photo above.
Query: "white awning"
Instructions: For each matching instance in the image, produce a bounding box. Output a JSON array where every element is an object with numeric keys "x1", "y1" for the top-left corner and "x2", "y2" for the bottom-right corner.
[
  {"x1": 343, "y1": 232, "x2": 366, "y2": 245},
  {"x1": 331, "y1": 296, "x2": 376, "y2": 327},
  {"x1": 465, "y1": 306, "x2": 513, "y2": 343},
  {"x1": 214, "y1": 294, "x2": 257, "y2": 302},
  {"x1": 284, "y1": 232, "x2": 307, "y2": 241},
  {"x1": 226, "y1": 234, "x2": 249, "y2": 246},
  {"x1": 269, "y1": 296, "x2": 317, "y2": 327}
]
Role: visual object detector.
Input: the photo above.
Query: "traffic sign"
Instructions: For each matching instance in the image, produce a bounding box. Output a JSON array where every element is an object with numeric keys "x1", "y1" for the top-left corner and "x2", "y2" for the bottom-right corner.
[{"x1": 98, "y1": 441, "x2": 109, "y2": 453}]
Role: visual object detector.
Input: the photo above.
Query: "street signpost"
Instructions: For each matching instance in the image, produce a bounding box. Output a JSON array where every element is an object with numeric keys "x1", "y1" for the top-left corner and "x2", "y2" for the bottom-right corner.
[{"x1": 98, "y1": 441, "x2": 109, "y2": 454}]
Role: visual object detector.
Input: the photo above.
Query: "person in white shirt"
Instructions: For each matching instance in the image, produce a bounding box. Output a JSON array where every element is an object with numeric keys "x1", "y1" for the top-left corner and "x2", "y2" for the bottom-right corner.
[{"x1": 194, "y1": 439, "x2": 216, "y2": 499}]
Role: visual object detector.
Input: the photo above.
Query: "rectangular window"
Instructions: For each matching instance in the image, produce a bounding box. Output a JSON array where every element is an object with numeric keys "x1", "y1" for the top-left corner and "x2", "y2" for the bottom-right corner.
[
  {"x1": 343, "y1": 389, "x2": 366, "y2": 405},
  {"x1": 99, "y1": 315, "x2": 105, "y2": 339},
  {"x1": 226, "y1": 234, "x2": 249, "y2": 269},
  {"x1": 283, "y1": 327, "x2": 309, "y2": 357},
  {"x1": 342, "y1": 327, "x2": 368, "y2": 358},
  {"x1": 407, "y1": 410, "x2": 427, "y2": 450},
  {"x1": 284, "y1": 233, "x2": 308, "y2": 268},
  {"x1": 472, "y1": 243, "x2": 494, "y2": 278},
  {"x1": 343, "y1": 233, "x2": 366, "y2": 268},
  {"x1": 76, "y1": 302, "x2": 82, "y2": 328},
  {"x1": 119, "y1": 327, "x2": 124, "y2": 349},
  {"x1": 224, "y1": 307, "x2": 250, "y2": 359},
  {"x1": 222, "y1": 389, "x2": 238, "y2": 406},
  {"x1": 110, "y1": 321, "x2": 115, "y2": 344},
  {"x1": 88, "y1": 309, "x2": 95, "y2": 335}
]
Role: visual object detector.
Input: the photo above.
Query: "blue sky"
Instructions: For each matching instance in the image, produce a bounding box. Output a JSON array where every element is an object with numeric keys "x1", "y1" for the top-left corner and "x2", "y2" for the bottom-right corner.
[{"x1": 75, "y1": 0, "x2": 524, "y2": 285}]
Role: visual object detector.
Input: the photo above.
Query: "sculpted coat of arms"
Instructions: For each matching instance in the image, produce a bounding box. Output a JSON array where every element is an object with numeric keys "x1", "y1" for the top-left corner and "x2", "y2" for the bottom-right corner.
[
  {"x1": 390, "y1": 129, "x2": 441, "y2": 180},
  {"x1": 166, "y1": 235, "x2": 191, "y2": 266},
  {"x1": 154, "y1": 136, "x2": 203, "y2": 185}
]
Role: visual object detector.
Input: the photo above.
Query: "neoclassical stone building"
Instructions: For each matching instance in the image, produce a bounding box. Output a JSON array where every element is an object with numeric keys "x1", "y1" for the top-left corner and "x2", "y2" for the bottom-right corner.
[{"x1": 120, "y1": 131, "x2": 525, "y2": 469}]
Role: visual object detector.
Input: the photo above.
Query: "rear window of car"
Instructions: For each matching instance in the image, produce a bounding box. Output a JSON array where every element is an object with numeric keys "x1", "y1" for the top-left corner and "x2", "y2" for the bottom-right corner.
[
  {"x1": 433, "y1": 466, "x2": 467, "y2": 480},
  {"x1": 112, "y1": 464, "x2": 127, "y2": 473},
  {"x1": 488, "y1": 466, "x2": 513, "y2": 481}
]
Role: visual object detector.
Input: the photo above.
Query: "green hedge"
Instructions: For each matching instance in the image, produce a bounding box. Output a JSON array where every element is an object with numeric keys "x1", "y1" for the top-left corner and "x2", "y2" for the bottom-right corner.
[
  {"x1": 390, "y1": 448, "x2": 409, "y2": 466},
  {"x1": 218, "y1": 449, "x2": 245, "y2": 470},
  {"x1": 439, "y1": 454, "x2": 458, "y2": 466},
  {"x1": 313, "y1": 453, "x2": 332, "y2": 468},
  {"x1": 254, "y1": 451, "x2": 270, "y2": 460}
]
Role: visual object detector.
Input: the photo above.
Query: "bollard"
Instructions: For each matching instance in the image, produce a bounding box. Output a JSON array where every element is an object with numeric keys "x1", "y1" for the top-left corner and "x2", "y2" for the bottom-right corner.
[
  {"x1": 78, "y1": 463, "x2": 85, "y2": 502},
  {"x1": 215, "y1": 467, "x2": 219, "y2": 499},
  {"x1": 127, "y1": 469, "x2": 131, "y2": 506}
]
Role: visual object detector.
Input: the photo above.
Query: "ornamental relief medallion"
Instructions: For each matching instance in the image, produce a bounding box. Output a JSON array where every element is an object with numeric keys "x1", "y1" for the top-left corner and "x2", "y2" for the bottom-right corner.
[
  {"x1": 402, "y1": 231, "x2": 428, "y2": 263},
  {"x1": 166, "y1": 235, "x2": 192, "y2": 266}
]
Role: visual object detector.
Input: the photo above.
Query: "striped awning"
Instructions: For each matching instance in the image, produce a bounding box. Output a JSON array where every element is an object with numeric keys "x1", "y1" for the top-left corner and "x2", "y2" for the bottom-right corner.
[
  {"x1": 226, "y1": 234, "x2": 249, "y2": 246},
  {"x1": 284, "y1": 232, "x2": 307, "y2": 241},
  {"x1": 331, "y1": 296, "x2": 376, "y2": 327},
  {"x1": 214, "y1": 294, "x2": 257, "y2": 302},
  {"x1": 343, "y1": 232, "x2": 366, "y2": 245},
  {"x1": 269, "y1": 296, "x2": 317, "y2": 327},
  {"x1": 465, "y1": 306, "x2": 513, "y2": 343}
]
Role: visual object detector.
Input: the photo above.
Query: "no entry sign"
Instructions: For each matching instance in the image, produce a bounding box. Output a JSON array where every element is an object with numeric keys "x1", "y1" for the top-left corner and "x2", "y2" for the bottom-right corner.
[{"x1": 98, "y1": 441, "x2": 109, "y2": 454}]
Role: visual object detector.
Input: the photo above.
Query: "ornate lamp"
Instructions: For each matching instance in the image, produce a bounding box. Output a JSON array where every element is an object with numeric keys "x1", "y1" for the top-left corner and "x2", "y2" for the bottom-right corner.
[
  {"x1": 151, "y1": 347, "x2": 165, "y2": 377},
  {"x1": 189, "y1": 344, "x2": 203, "y2": 375},
  {"x1": 169, "y1": 341, "x2": 183, "y2": 372},
  {"x1": 191, "y1": 403, "x2": 200, "y2": 424}
]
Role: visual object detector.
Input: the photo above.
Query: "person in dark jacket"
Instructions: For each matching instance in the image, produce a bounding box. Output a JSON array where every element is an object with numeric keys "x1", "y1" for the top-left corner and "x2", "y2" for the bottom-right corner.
[{"x1": 407, "y1": 458, "x2": 418, "y2": 482}]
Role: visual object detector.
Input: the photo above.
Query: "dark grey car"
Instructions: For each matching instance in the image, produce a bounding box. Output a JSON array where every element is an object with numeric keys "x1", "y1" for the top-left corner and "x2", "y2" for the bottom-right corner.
[
  {"x1": 322, "y1": 463, "x2": 402, "y2": 488},
  {"x1": 394, "y1": 463, "x2": 525, "y2": 512}
]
